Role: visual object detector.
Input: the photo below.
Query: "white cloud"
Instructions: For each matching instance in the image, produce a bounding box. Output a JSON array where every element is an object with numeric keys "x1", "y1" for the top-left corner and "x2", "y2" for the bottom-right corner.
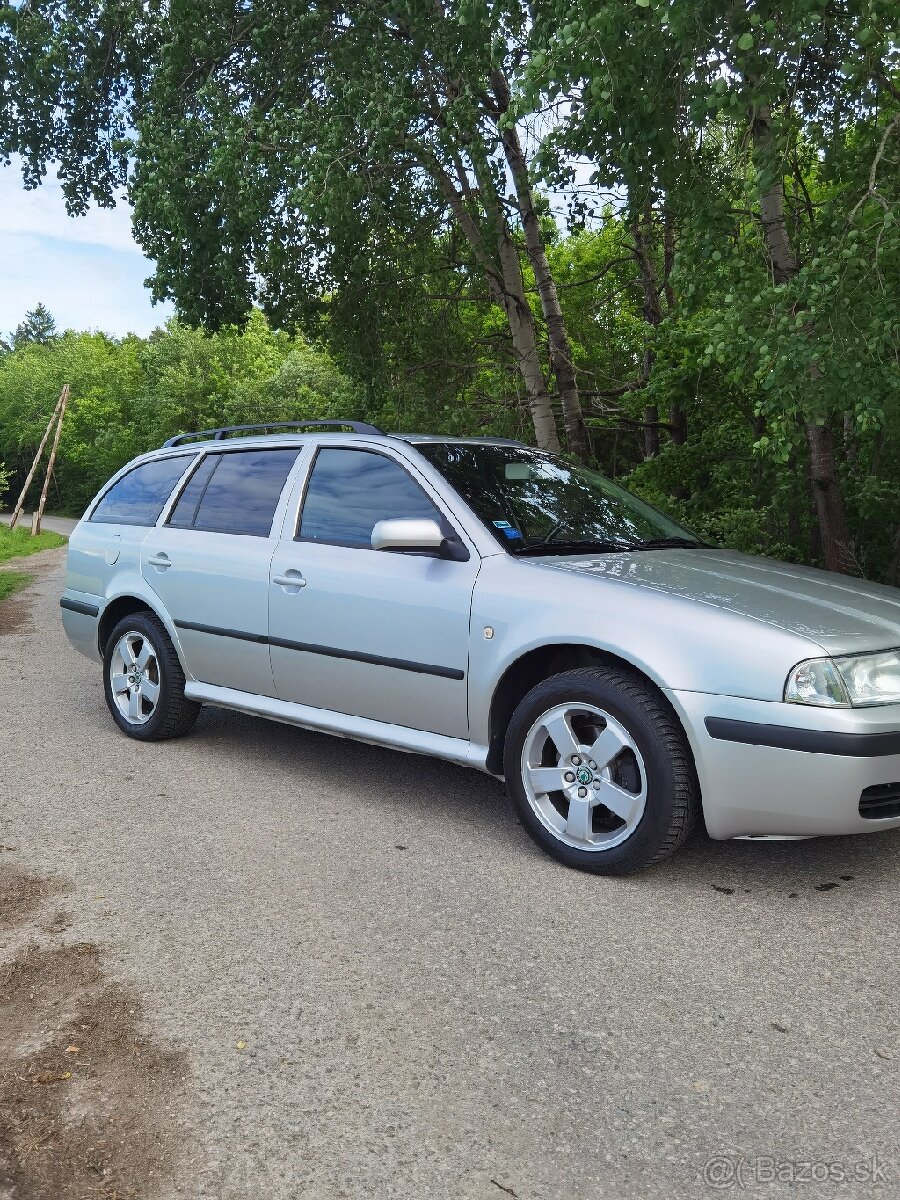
[
  {"x1": 0, "y1": 161, "x2": 139, "y2": 254},
  {"x1": 0, "y1": 161, "x2": 173, "y2": 337}
]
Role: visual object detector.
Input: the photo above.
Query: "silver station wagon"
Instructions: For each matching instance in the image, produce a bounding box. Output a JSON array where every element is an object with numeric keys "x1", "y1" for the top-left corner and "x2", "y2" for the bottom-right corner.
[{"x1": 61, "y1": 421, "x2": 900, "y2": 874}]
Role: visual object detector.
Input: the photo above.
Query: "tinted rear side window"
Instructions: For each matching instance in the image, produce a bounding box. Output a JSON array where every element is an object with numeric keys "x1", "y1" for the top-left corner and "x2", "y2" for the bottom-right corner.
[
  {"x1": 91, "y1": 456, "x2": 193, "y2": 527},
  {"x1": 190, "y1": 448, "x2": 300, "y2": 536},
  {"x1": 167, "y1": 454, "x2": 219, "y2": 529},
  {"x1": 298, "y1": 448, "x2": 441, "y2": 548}
]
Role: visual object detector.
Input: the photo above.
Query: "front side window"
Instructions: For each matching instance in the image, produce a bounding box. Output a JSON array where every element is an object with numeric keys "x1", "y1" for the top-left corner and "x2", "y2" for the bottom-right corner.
[
  {"x1": 298, "y1": 448, "x2": 442, "y2": 549},
  {"x1": 91, "y1": 456, "x2": 193, "y2": 527},
  {"x1": 418, "y1": 443, "x2": 705, "y2": 555},
  {"x1": 169, "y1": 448, "x2": 299, "y2": 537}
]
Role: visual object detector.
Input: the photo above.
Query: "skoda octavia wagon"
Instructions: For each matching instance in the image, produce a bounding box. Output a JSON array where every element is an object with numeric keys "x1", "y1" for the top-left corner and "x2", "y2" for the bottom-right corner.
[{"x1": 60, "y1": 421, "x2": 900, "y2": 874}]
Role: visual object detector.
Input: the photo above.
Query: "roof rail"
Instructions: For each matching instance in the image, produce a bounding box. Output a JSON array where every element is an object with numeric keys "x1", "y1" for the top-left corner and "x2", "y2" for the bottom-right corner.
[{"x1": 162, "y1": 420, "x2": 384, "y2": 448}]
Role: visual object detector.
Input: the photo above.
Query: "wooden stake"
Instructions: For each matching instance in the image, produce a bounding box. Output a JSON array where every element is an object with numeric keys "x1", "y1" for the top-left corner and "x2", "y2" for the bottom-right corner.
[
  {"x1": 8, "y1": 387, "x2": 67, "y2": 530},
  {"x1": 31, "y1": 385, "x2": 70, "y2": 536}
]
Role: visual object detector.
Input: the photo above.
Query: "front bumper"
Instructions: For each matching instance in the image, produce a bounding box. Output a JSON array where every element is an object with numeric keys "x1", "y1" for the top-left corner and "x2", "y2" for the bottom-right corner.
[{"x1": 668, "y1": 690, "x2": 900, "y2": 841}]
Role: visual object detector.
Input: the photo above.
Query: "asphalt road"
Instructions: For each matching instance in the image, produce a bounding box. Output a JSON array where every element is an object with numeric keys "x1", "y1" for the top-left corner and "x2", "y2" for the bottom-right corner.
[
  {"x1": 0, "y1": 512, "x2": 79, "y2": 537},
  {"x1": 1, "y1": 551, "x2": 898, "y2": 1199}
]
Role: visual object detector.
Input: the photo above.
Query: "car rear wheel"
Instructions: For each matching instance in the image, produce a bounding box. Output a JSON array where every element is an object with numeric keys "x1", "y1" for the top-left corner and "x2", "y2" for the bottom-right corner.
[
  {"x1": 103, "y1": 612, "x2": 200, "y2": 741},
  {"x1": 504, "y1": 666, "x2": 699, "y2": 874}
]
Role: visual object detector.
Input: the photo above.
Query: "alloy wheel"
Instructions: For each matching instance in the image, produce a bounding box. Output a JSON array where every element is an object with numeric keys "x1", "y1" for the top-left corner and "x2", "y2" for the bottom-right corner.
[
  {"x1": 109, "y1": 630, "x2": 161, "y2": 726},
  {"x1": 520, "y1": 702, "x2": 648, "y2": 851}
]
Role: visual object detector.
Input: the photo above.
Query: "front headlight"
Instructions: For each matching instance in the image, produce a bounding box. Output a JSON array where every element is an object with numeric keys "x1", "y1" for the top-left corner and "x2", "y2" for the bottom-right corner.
[
  {"x1": 784, "y1": 658, "x2": 850, "y2": 707},
  {"x1": 785, "y1": 649, "x2": 900, "y2": 707},
  {"x1": 834, "y1": 648, "x2": 900, "y2": 706}
]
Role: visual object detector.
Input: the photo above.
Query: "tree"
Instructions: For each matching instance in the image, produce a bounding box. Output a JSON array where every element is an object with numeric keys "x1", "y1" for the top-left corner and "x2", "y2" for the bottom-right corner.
[
  {"x1": 11, "y1": 303, "x2": 57, "y2": 349},
  {"x1": 1, "y1": 0, "x2": 589, "y2": 456},
  {"x1": 524, "y1": 0, "x2": 900, "y2": 572},
  {"x1": 0, "y1": 315, "x2": 359, "y2": 512},
  {"x1": 3, "y1": 0, "x2": 897, "y2": 580}
]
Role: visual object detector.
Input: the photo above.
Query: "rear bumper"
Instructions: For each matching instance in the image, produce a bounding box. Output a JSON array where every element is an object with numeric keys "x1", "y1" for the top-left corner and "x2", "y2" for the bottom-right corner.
[
  {"x1": 668, "y1": 690, "x2": 900, "y2": 840},
  {"x1": 60, "y1": 592, "x2": 102, "y2": 664}
]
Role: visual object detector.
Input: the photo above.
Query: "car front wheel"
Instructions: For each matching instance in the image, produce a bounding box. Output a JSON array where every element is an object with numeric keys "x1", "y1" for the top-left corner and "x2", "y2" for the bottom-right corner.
[{"x1": 504, "y1": 667, "x2": 699, "y2": 874}]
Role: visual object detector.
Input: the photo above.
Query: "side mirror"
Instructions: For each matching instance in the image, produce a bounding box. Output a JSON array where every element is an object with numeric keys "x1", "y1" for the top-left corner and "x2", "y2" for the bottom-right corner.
[{"x1": 371, "y1": 518, "x2": 445, "y2": 553}]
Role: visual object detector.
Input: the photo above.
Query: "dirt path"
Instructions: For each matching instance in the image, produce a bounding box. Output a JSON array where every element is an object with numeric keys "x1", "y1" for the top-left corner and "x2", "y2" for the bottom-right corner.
[
  {"x1": 0, "y1": 547, "x2": 68, "y2": 636},
  {"x1": 0, "y1": 860, "x2": 187, "y2": 1199}
]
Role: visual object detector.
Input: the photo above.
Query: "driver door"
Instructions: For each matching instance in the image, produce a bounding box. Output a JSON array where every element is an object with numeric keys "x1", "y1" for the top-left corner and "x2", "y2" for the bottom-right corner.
[{"x1": 268, "y1": 446, "x2": 479, "y2": 738}]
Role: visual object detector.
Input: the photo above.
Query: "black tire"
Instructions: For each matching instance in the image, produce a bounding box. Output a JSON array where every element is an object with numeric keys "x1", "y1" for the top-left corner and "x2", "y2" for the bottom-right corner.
[
  {"x1": 103, "y1": 611, "x2": 201, "y2": 741},
  {"x1": 504, "y1": 666, "x2": 699, "y2": 875}
]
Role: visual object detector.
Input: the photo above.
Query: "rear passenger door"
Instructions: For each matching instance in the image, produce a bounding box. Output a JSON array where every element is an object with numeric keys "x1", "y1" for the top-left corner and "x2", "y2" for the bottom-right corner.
[
  {"x1": 76, "y1": 454, "x2": 197, "y2": 601},
  {"x1": 142, "y1": 446, "x2": 302, "y2": 696}
]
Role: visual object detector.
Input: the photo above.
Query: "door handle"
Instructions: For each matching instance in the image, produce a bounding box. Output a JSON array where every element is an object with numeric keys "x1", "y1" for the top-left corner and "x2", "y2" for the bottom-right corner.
[
  {"x1": 147, "y1": 552, "x2": 171, "y2": 570},
  {"x1": 273, "y1": 569, "x2": 306, "y2": 593}
]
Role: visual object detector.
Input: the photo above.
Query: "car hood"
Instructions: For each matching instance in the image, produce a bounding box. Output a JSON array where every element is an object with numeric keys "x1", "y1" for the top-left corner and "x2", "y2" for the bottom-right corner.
[{"x1": 533, "y1": 548, "x2": 900, "y2": 655}]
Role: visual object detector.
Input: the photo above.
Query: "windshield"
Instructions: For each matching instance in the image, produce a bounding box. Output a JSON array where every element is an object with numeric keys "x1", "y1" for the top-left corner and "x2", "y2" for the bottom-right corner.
[{"x1": 417, "y1": 443, "x2": 706, "y2": 555}]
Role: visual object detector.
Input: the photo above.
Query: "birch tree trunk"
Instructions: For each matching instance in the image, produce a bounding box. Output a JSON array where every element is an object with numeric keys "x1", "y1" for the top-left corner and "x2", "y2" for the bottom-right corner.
[
  {"x1": 429, "y1": 152, "x2": 560, "y2": 452},
  {"x1": 750, "y1": 102, "x2": 853, "y2": 573},
  {"x1": 495, "y1": 235, "x2": 562, "y2": 453},
  {"x1": 490, "y1": 71, "x2": 589, "y2": 461}
]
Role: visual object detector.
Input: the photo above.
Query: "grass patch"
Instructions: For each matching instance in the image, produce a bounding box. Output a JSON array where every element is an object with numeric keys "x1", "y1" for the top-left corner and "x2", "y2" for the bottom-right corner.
[
  {"x1": 0, "y1": 525, "x2": 67, "y2": 564},
  {"x1": 0, "y1": 570, "x2": 32, "y2": 603},
  {"x1": 0, "y1": 526, "x2": 65, "y2": 606}
]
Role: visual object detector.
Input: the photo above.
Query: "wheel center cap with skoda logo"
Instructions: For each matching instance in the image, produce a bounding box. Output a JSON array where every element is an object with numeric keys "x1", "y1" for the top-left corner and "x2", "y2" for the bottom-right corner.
[{"x1": 576, "y1": 766, "x2": 593, "y2": 786}]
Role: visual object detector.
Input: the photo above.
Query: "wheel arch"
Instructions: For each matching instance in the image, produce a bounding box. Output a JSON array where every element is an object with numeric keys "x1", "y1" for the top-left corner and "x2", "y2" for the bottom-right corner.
[
  {"x1": 98, "y1": 590, "x2": 188, "y2": 675},
  {"x1": 485, "y1": 643, "x2": 698, "y2": 781}
]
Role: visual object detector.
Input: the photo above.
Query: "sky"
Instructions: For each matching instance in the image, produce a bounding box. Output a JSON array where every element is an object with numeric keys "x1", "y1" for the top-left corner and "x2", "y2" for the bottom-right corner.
[{"x1": 0, "y1": 160, "x2": 173, "y2": 340}]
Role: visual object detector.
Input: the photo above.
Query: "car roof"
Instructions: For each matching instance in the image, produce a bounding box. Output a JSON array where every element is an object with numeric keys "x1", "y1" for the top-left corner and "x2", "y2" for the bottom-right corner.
[
  {"x1": 142, "y1": 431, "x2": 527, "y2": 461},
  {"x1": 394, "y1": 434, "x2": 527, "y2": 446}
]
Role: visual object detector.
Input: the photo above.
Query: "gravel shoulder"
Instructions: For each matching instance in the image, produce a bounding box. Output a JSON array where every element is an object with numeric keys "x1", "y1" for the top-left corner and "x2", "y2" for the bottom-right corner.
[{"x1": 1, "y1": 553, "x2": 898, "y2": 1199}]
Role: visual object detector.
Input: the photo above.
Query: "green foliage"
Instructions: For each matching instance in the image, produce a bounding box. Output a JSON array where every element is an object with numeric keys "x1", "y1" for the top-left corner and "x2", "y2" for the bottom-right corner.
[
  {"x1": 0, "y1": 314, "x2": 361, "y2": 513},
  {"x1": 2, "y1": 0, "x2": 898, "y2": 579},
  {"x1": 522, "y1": 0, "x2": 900, "y2": 578},
  {"x1": 0, "y1": 526, "x2": 67, "y2": 563},
  {"x1": 0, "y1": 0, "x2": 157, "y2": 210}
]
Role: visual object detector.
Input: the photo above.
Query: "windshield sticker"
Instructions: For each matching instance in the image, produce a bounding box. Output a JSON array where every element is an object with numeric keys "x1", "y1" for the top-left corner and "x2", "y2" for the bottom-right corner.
[{"x1": 492, "y1": 519, "x2": 513, "y2": 528}]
